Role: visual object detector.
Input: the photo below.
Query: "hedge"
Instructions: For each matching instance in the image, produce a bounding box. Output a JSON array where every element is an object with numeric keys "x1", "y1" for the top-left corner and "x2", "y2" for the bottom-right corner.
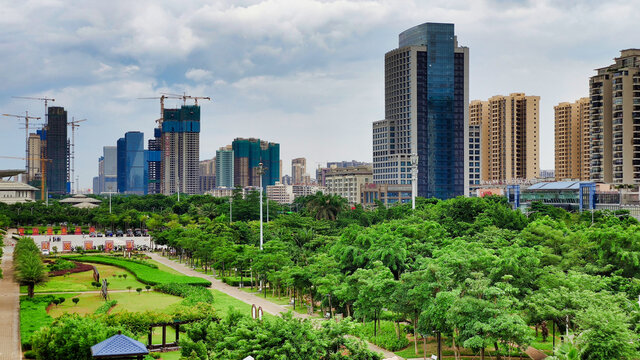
[
  {"x1": 94, "y1": 300, "x2": 118, "y2": 315},
  {"x1": 154, "y1": 283, "x2": 214, "y2": 305},
  {"x1": 64, "y1": 255, "x2": 211, "y2": 287}
]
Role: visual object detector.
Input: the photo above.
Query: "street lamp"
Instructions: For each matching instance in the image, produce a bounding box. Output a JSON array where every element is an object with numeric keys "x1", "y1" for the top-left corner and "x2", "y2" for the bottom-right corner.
[
  {"x1": 229, "y1": 197, "x2": 233, "y2": 223},
  {"x1": 258, "y1": 162, "x2": 264, "y2": 251},
  {"x1": 410, "y1": 153, "x2": 418, "y2": 210}
]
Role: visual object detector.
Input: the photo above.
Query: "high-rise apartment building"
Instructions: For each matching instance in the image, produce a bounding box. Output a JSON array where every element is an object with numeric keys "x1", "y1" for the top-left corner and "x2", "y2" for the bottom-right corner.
[
  {"x1": 161, "y1": 105, "x2": 200, "y2": 195},
  {"x1": 373, "y1": 22, "x2": 469, "y2": 199},
  {"x1": 100, "y1": 146, "x2": 117, "y2": 193},
  {"x1": 27, "y1": 133, "x2": 41, "y2": 182},
  {"x1": 232, "y1": 138, "x2": 280, "y2": 187},
  {"x1": 199, "y1": 157, "x2": 216, "y2": 194},
  {"x1": 555, "y1": 98, "x2": 590, "y2": 181},
  {"x1": 46, "y1": 106, "x2": 68, "y2": 194},
  {"x1": 468, "y1": 124, "x2": 481, "y2": 187},
  {"x1": 291, "y1": 158, "x2": 306, "y2": 185},
  {"x1": 590, "y1": 49, "x2": 640, "y2": 184},
  {"x1": 215, "y1": 146, "x2": 234, "y2": 188},
  {"x1": 470, "y1": 93, "x2": 540, "y2": 182},
  {"x1": 147, "y1": 128, "x2": 162, "y2": 194}
]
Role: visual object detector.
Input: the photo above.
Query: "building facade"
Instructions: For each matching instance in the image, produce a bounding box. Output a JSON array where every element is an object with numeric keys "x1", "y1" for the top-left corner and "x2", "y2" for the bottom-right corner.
[
  {"x1": 97, "y1": 146, "x2": 117, "y2": 194},
  {"x1": 147, "y1": 127, "x2": 162, "y2": 194},
  {"x1": 232, "y1": 138, "x2": 280, "y2": 188},
  {"x1": 324, "y1": 165, "x2": 372, "y2": 204},
  {"x1": 555, "y1": 98, "x2": 590, "y2": 181},
  {"x1": 590, "y1": 49, "x2": 640, "y2": 184},
  {"x1": 360, "y1": 183, "x2": 412, "y2": 207},
  {"x1": 291, "y1": 157, "x2": 306, "y2": 185},
  {"x1": 215, "y1": 146, "x2": 234, "y2": 188},
  {"x1": 161, "y1": 105, "x2": 200, "y2": 195},
  {"x1": 124, "y1": 131, "x2": 145, "y2": 194},
  {"x1": 27, "y1": 133, "x2": 41, "y2": 182},
  {"x1": 470, "y1": 93, "x2": 540, "y2": 182},
  {"x1": 46, "y1": 106, "x2": 68, "y2": 194},
  {"x1": 468, "y1": 123, "x2": 481, "y2": 194},
  {"x1": 373, "y1": 22, "x2": 469, "y2": 199}
]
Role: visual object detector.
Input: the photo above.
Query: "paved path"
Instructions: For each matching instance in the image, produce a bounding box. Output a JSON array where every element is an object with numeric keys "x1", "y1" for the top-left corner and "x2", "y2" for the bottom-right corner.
[
  {"x1": 147, "y1": 253, "x2": 399, "y2": 359},
  {"x1": 0, "y1": 232, "x2": 21, "y2": 360}
]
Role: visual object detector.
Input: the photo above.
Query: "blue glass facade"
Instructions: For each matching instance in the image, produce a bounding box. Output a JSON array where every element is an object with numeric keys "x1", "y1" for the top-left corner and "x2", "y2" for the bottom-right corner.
[
  {"x1": 125, "y1": 131, "x2": 145, "y2": 194},
  {"x1": 232, "y1": 138, "x2": 280, "y2": 187},
  {"x1": 116, "y1": 138, "x2": 126, "y2": 193}
]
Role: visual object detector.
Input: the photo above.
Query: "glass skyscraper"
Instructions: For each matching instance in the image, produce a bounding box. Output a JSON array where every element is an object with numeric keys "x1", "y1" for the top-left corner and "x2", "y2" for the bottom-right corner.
[
  {"x1": 372, "y1": 22, "x2": 469, "y2": 199},
  {"x1": 46, "y1": 106, "x2": 68, "y2": 195}
]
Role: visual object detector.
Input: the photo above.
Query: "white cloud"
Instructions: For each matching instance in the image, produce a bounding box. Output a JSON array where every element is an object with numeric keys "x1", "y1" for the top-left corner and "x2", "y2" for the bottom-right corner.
[{"x1": 185, "y1": 68, "x2": 214, "y2": 82}]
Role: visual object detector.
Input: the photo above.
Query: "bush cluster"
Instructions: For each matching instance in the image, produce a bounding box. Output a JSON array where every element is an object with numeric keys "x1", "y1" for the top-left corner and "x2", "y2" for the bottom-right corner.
[
  {"x1": 154, "y1": 283, "x2": 214, "y2": 305},
  {"x1": 354, "y1": 321, "x2": 409, "y2": 351},
  {"x1": 94, "y1": 300, "x2": 118, "y2": 315},
  {"x1": 47, "y1": 258, "x2": 76, "y2": 272},
  {"x1": 64, "y1": 255, "x2": 210, "y2": 287}
]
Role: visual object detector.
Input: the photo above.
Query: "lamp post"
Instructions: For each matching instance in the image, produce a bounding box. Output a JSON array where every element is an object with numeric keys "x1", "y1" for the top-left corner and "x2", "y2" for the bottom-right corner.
[
  {"x1": 258, "y1": 162, "x2": 264, "y2": 292},
  {"x1": 410, "y1": 153, "x2": 418, "y2": 210},
  {"x1": 229, "y1": 197, "x2": 233, "y2": 223}
]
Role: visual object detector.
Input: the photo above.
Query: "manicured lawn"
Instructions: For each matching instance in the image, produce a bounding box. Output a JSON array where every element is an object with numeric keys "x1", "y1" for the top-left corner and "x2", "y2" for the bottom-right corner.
[
  {"x1": 157, "y1": 350, "x2": 182, "y2": 360},
  {"x1": 146, "y1": 258, "x2": 184, "y2": 276},
  {"x1": 210, "y1": 289, "x2": 274, "y2": 319},
  {"x1": 21, "y1": 263, "x2": 145, "y2": 294},
  {"x1": 20, "y1": 294, "x2": 77, "y2": 346},
  {"x1": 48, "y1": 291, "x2": 183, "y2": 317},
  {"x1": 238, "y1": 287, "x2": 320, "y2": 316}
]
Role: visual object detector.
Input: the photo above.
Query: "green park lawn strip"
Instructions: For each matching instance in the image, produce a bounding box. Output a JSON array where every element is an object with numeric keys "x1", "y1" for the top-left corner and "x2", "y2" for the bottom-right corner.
[
  {"x1": 47, "y1": 291, "x2": 184, "y2": 318},
  {"x1": 209, "y1": 289, "x2": 274, "y2": 319},
  {"x1": 238, "y1": 287, "x2": 321, "y2": 317},
  {"x1": 20, "y1": 294, "x2": 77, "y2": 346},
  {"x1": 145, "y1": 258, "x2": 184, "y2": 275},
  {"x1": 157, "y1": 350, "x2": 182, "y2": 360},
  {"x1": 64, "y1": 255, "x2": 211, "y2": 286},
  {"x1": 20, "y1": 263, "x2": 145, "y2": 294}
]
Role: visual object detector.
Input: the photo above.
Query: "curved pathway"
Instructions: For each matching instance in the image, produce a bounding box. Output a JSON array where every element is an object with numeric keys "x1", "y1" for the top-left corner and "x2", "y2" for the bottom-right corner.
[
  {"x1": 146, "y1": 253, "x2": 399, "y2": 359},
  {"x1": 0, "y1": 232, "x2": 21, "y2": 360}
]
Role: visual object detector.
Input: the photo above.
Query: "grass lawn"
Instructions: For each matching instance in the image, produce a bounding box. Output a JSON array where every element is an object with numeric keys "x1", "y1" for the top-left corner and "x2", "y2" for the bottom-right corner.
[
  {"x1": 238, "y1": 287, "x2": 321, "y2": 317},
  {"x1": 146, "y1": 258, "x2": 184, "y2": 276},
  {"x1": 394, "y1": 336, "x2": 529, "y2": 359},
  {"x1": 20, "y1": 294, "x2": 77, "y2": 346},
  {"x1": 157, "y1": 350, "x2": 182, "y2": 360},
  {"x1": 210, "y1": 289, "x2": 276, "y2": 319},
  {"x1": 48, "y1": 291, "x2": 183, "y2": 317},
  {"x1": 21, "y1": 263, "x2": 145, "y2": 294}
]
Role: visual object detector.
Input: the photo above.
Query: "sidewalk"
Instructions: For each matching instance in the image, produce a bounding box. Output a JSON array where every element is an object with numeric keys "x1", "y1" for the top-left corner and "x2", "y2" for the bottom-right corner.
[
  {"x1": 0, "y1": 232, "x2": 21, "y2": 360},
  {"x1": 146, "y1": 253, "x2": 399, "y2": 359}
]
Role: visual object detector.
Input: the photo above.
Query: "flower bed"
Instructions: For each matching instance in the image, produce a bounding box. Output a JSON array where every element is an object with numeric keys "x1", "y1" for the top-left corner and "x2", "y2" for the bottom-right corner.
[{"x1": 48, "y1": 261, "x2": 94, "y2": 277}]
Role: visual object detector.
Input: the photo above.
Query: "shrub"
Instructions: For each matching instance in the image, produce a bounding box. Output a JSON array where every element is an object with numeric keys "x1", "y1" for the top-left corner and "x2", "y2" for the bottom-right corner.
[
  {"x1": 47, "y1": 259, "x2": 75, "y2": 272},
  {"x1": 24, "y1": 350, "x2": 36, "y2": 359},
  {"x1": 154, "y1": 283, "x2": 214, "y2": 305},
  {"x1": 145, "y1": 285, "x2": 151, "y2": 292},
  {"x1": 222, "y1": 276, "x2": 247, "y2": 287},
  {"x1": 94, "y1": 300, "x2": 118, "y2": 315},
  {"x1": 64, "y1": 256, "x2": 210, "y2": 286},
  {"x1": 72, "y1": 298, "x2": 79, "y2": 306},
  {"x1": 48, "y1": 261, "x2": 93, "y2": 277},
  {"x1": 136, "y1": 288, "x2": 142, "y2": 294},
  {"x1": 354, "y1": 320, "x2": 409, "y2": 351}
]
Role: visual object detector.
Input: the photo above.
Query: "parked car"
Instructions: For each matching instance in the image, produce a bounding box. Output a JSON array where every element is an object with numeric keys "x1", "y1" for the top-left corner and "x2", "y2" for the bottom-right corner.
[
  {"x1": 134, "y1": 228, "x2": 142, "y2": 237},
  {"x1": 116, "y1": 230, "x2": 123, "y2": 237},
  {"x1": 126, "y1": 229, "x2": 134, "y2": 237},
  {"x1": 106, "y1": 230, "x2": 113, "y2": 237},
  {"x1": 97, "y1": 232, "x2": 104, "y2": 237}
]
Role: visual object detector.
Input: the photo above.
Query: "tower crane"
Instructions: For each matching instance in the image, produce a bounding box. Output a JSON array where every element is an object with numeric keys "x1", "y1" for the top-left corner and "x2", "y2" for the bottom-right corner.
[
  {"x1": 161, "y1": 93, "x2": 212, "y2": 106},
  {"x1": 0, "y1": 156, "x2": 52, "y2": 201},
  {"x1": 12, "y1": 96, "x2": 55, "y2": 123},
  {"x1": 68, "y1": 117, "x2": 86, "y2": 194},
  {"x1": 2, "y1": 112, "x2": 42, "y2": 179},
  {"x1": 137, "y1": 94, "x2": 183, "y2": 125}
]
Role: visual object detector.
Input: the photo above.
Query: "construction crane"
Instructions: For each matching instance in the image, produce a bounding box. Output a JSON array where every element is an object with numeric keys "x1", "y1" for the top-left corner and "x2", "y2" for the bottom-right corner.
[
  {"x1": 138, "y1": 94, "x2": 184, "y2": 125},
  {"x1": 0, "y1": 156, "x2": 52, "y2": 201},
  {"x1": 68, "y1": 117, "x2": 86, "y2": 194},
  {"x1": 13, "y1": 96, "x2": 55, "y2": 123},
  {"x1": 2, "y1": 112, "x2": 42, "y2": 178},
  {"x1": 161, "y1": 92, "x2": 212, "y2": 106}
]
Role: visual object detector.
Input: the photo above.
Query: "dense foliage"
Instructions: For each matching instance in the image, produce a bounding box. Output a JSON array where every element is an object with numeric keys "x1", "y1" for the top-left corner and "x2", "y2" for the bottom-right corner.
[
  {"x1": 154, "y1": 283, "x2": 214, "y2": 305},
  {"x1": 65, "y1": 255, "x2": 211, "y2": 286},
  {"x1": 14, "y1": 237, "x2": 47, "y2": 297}
]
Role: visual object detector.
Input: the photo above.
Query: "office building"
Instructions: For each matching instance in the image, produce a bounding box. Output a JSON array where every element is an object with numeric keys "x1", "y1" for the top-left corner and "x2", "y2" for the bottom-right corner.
[
  {"x1": 316, "y1": 160, "x2": 369, "y2": 186},
  {"x1": 292, "y1": 157, "x2": 306, "y2": 184},
  {"x1": 232, "y1": 138, "x2": 280, "y2": 187},
  {"x1": 147, "y1": 128, "x2": 162, "y2": 194},
  {"x1": 161, "y1": 105, "x2": 200, "y2": 195},
  {"x1": 555, "y1": 98, "x2": 590, "y2": 181},
  {"x1": 590, "y1": 49, "x2": 640, "y2": 184},
  {"x1": 470, "y1": 93, "x2": 540, "y2": 182},
  {"x1": 117, "y1": 137, "x2": 126, "y2": 193},
  {"x1": 215, "y1": 146, "x2": 234, "y2": 188},
  {"x1": 46, "y1": 106, "x2": 68, "y2": 194},
  {"x1": 281, "y1": 174, "x2": 292, "y2": 185},
  {"x1": 360, "y1": 183, "x2": 412, "y2": 207},
  {"x1": 124, "y1": 132, "x2": 145, "y2": 194},
  {"x1": 324, "y1": 165, "x2": 372, "y2": 204},
  {"x1": 199, "y1": 157, "x2": 216, "y2": 194},
  {"x1": 468, "y1": 123, "x2": 481, "y2": 193},
  {"x1": 101, "y1": 146, "x2": 117, "y2": 193},
  {"x1": 373, "y1": 22, "x2": 469, "y2": 199}
]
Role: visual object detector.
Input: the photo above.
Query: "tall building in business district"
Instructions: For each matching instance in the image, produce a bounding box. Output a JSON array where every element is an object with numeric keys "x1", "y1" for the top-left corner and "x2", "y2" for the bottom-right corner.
[
  {"x1": 115, "y1": 132, "x2": 145, "y2": 194},
  {"x1": 46, "y1": 106, "x2": 68, "y2": 194},
  {"x1": 555, "y1": 98, "x2": 590, "y2": 181},
  {"x1": 590, "y1": 49, "x2": 640, "y2": 184},
  {"x1": 161, "y1": 105, "x2": 200, "y2": 195},
  {"x1": 291, "y1": 157, "x2": 306, "y2": 185},
  {"x1": 215, "y1": 146, "x2": 234, "y2": 188},
  {"x1": 470, "y1": 93, "x2": 540, "y2": 182},
  {"x1": 147, "y1": 128, "x2": 162, "y2": 194},
  {"x1": 232, "y1": 138, "x2": 280, "y2": 187},
  {"x1": 116, "y1": 137, "x2": 126, "y2": 193},
  {"x1": 199, "y1": 157, "x2": 216, "y2": 194},
  {"x1": 97, "y1": 146, "x2": 117, "y2": 194},
  {"x1": 373, "y1": 22, "x2": 469, "y2": 199},
  {"x1": 27, "y1": 133, "x2": 42, "y2": 182}
]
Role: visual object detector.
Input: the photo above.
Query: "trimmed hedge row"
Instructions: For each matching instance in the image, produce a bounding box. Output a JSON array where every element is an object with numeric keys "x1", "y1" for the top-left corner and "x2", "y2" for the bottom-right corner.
[
  {"x1": 64, "y1": 255, "x2": 211, "y2": 287},
  {"x1": 94, "y1": 300, "x2": 118, "y2": 315},
  {"x1": 154, "y1": 283, "x2": 214, "y2": 305}
]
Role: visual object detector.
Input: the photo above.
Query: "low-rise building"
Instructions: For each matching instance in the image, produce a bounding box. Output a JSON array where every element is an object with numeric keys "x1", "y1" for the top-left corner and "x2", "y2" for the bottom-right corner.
[
  {"x1": 360, "y1": 183, "x2": 412, "y2": 207},
  {"x1": 324, "y1": 165, "x2": 372, "y2": 204},
  {"x1": 0, "y1": 180, "x2": 38, "y2": 204}
]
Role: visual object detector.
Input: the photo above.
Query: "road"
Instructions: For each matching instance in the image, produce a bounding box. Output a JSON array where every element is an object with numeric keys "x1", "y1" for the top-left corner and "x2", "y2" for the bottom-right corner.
[
  {"x1": 146, "y1": 252, "x2": 400, "y2": 359},
  {"x1": 0, "y1": 232, "x2": 21, "y2": 360}
]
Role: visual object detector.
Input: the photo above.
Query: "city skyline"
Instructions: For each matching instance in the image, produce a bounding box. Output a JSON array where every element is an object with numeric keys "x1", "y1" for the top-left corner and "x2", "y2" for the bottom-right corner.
[{"x1": 0, "y1": 1, "x2": 637, "y2": 190}]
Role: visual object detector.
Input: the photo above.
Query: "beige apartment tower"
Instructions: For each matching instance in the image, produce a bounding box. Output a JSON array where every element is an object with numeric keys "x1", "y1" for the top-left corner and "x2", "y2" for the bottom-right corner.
[
  {"x1": 291, "y1": 157, "x2": 306, "y2": 185},
  {"x1": 590, "y1": 49, "x2": 640, "y2": 184},
  {"x1": 555, "y1": 98, "x2": 590, "y2": 181},
  {"x1": 470, "y1": 93, "x2": 540, "y2": 182}
]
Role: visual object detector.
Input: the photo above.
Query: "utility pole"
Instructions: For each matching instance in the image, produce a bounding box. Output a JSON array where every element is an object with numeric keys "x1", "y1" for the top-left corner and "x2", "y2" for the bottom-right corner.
[{"x1": 410, "y1": 153, "x2": 418, "y2": 210}]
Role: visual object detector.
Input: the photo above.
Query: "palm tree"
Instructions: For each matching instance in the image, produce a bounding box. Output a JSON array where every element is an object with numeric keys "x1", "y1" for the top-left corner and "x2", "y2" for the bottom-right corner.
[
  {"x1": 16, "y1": 255, "x2": 47, "y2": 298},
  {"x1": 305, "y1": 192, "x2": 348, "y2": 220}
]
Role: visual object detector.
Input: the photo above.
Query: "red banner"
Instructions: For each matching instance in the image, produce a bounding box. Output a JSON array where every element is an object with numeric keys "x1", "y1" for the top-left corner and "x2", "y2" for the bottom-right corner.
[
  {"x1": 41, "y1": 242, "x2": 50, "y2": 251},
  {"x1": 105, "y1": 240, "x2": 114, "y2": 253},
  {"x1": 75, "y1": 227, "x2": 82, "y2": 235},
  {"x1": 18, "y1": 228, "x2": 24, "y2": 236},
  {"x1": 63, "y1": 241, "x2": 72, "y2": 252},
  {"x1": 32, "y1": 228, "x2": 39, "y2": 235},
  {"x1": 61, "y1": 227, "x2": 67, "y2": 235},
  {"x1": 47, "y1": 227, "x2": 53, "y2": 235},
  {"x1": 84, "y1": 240, "x2": 93, "y2": 250},
  {"x1": 89, "y1": 226, "x2": 95, "y2": 234},
  {"x1": 125, "y1": 240, "x2": 134, "y2": 252}
]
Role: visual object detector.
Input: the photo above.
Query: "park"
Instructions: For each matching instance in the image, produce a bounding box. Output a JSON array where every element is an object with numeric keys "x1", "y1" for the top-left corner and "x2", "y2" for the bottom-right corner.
[{"x1": 1, "y1": 191, "x2": 640, "y2": 360}]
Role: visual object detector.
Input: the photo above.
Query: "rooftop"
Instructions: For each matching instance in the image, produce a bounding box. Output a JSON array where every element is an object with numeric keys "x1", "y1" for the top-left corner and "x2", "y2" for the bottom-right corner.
[
  {"x1": 526, "y1": 181, "x2": 594, "y2": 191},
  {"x1": 91, "y1": 334, "x2": 148, "y2": 358}
]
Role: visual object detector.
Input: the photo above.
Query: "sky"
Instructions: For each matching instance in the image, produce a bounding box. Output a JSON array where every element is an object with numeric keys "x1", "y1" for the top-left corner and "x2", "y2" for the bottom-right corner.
[{"x1": 0, "y1": 0, "x2": 637, "y2": 191}]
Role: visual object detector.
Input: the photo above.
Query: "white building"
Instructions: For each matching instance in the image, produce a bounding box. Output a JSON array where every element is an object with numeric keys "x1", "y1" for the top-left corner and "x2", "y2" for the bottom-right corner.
[{"x1": 0, "y1": 180, "x2": 38, "y2": 204}]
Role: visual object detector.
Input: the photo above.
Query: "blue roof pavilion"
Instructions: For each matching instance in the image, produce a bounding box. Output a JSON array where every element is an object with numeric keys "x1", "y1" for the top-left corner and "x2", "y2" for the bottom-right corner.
[{"x1": 91, "y1": 334, "x2": 149, "y2": 359}]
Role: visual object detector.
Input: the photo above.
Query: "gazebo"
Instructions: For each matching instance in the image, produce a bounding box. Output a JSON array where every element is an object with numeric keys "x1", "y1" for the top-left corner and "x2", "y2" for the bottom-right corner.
[
  {"x1": 91, "y1": 333, "x2": 149, "y2": 359},
  {"x1": 60, "y1": 194, "x2": 102, "y2": 205}
]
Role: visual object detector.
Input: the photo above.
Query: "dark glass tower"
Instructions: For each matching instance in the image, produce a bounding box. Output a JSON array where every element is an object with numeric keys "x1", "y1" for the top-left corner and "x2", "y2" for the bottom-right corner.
[
  {"x1": 46, "y1": 107, "x2": 68, "y2": 195},
  {"x1": 232, "y1": 138, "x2": 280, "y2": 187},
  {"x1": 117, "y1": 137, "x2": 126, "y2": 193},
  {"x1": 373, "y1": 22, "x2": 468, "y2": 199}
]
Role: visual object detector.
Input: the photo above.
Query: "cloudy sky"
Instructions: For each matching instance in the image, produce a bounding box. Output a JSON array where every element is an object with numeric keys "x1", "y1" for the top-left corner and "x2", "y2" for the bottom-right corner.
[{"x1": 0, "y1": 0, "x2": 637, "y2": 190}]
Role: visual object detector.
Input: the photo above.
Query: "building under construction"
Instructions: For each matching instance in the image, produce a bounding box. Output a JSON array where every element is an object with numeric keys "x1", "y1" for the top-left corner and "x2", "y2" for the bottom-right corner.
[
  {"x1": 46, "y1": 106, "x2": 68, "y2": 194},
  {"x1": 161, "y1": 105, "x2": 200, "y2": 195}
]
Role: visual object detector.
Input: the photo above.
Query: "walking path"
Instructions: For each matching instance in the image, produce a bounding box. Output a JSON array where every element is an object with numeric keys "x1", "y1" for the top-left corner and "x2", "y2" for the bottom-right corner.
[
  {"x1": 147, "y1": 253, "x2": 399, "y2": 359},
  {"x1": 0, "y1": 232, "x2": 21, "y2": 360}
]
